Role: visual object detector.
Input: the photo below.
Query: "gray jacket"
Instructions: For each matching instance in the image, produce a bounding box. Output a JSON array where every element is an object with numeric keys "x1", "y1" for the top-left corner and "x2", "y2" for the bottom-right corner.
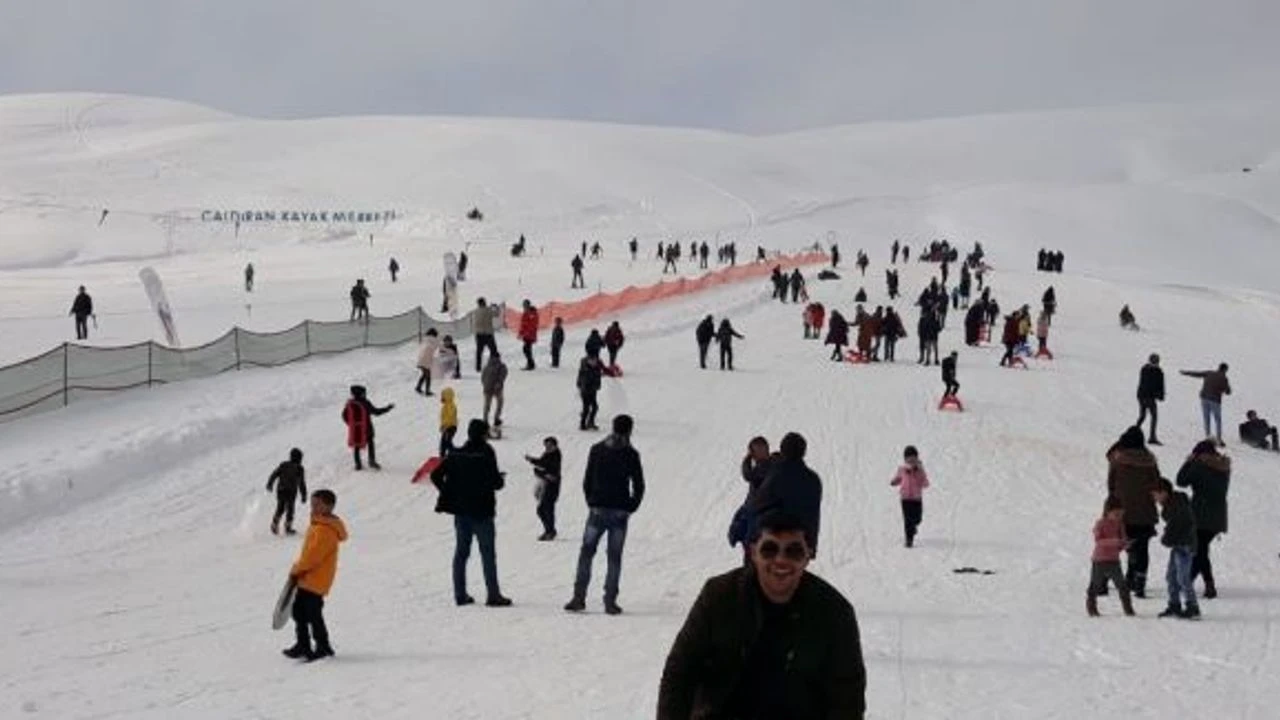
[
  {"x1": 472, "y1": 305, "x2": 497, "y2": 335},
  {"x1": 481, "y1": 356, "x2": 508, "y2": 395}
]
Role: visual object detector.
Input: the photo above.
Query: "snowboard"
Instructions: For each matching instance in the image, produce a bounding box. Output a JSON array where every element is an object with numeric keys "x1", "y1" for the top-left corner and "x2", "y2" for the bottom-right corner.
[
  {"x1": 272, "y1": 576, "x2": 298, "y2": 630},
  {"x1": 411, "y1": 456, "x2": 443, "y2": 484}
]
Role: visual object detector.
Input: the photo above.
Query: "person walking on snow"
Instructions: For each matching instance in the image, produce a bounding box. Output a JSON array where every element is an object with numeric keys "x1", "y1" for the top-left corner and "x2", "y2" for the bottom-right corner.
[
  {"x1": 789, "y1": 269, "x2": 805, "y2": 303},
  {"x1": 565, "y1": 414, "x2": 645, "y2": 615},
  {"x1": 244, "y1": 263, "x2": 255, "y2": 292},
  {"x1": 1035, "y1": 309, "x2": 1051, "y2": 354},
  {"x1": 349, "y1": 279, "x2": 370, "y2": 323},
  {"x1": 577, "y1": 354, "x2": 604, "y2": 431},
  {"x1": 604, "y1": 321, "x2": 625, "y2": 367},
  {"x1": 890, "y1": 446, "x2": 930, "y2": 548},
  {"x1": 585, "y1": 328, "x2": 605, "y2": 361},
  {"x1": 415, "y1": 328, "x2": 440, "y2": 395},
  {"x1": 1176, "y1": 440, "x2": 1230, "y2": 599},
  {"x1": 1136, "y1": 354, "x2": 1165, "y2": 444},
  {"x1": 550, "y1": 317, "x2": 565, "y2": 369},
  {"x1": 70, "y1": 285, "x2": 94, "y2": 340},
  {"x1": 571, "y1": 254, "x2": 586, "y2": 289},
  {"x1": 941, "y1": 351, "x2": 959, "y2": 397},
  {"x1": 430, "y1": 419, "x2": 513, "y2": 608},
  {"x1": 629, "y1": 237, "x2": 638, "y2": 261},
  {"x1": 716, "y1": 318, "x2": 745, "y2": 371},
  {"x1": 472, "y1": 298, "x2": 500, "y2": 373},
  {"x1": 342, "y1": 385, "x2": 393, "y2": 471},
  {"x1": 481, "y1": 352, "x2": 508, "y2": 432},
  {"x1": 696, "y1": 315, "x2": 715, "y2": 369},
  {"x1": 1107, "y1": 427, "x2": 1161, "y2": 597},
  {"x1": 1153, "y1": 478, "x2": 1199, "y2": 619},
  {"x1": 1181, "y1": 363, "x2": 1231, "y2": 445},
  {"x1": 440, "y1": 387, "x2": 459, "y2": 457},
  {"x1": 267, "y1": 448, "x2": 307, "y2": 536},
  {"x1": 1086, "y1": 496, "x2": 1135, "y2": 617},
  {"x1": 518, "y1": 300, "x2": 539, "y2": 370},
  {"x1": 892, "y1": 239, "x2": 900, "y2": 265},
  {"x1": 527, "y1": 437, "x2": 562, "y2": 540},
  {"x1": 282, "y1": 488, "x2": 347, "y2": 662},
  {"x1": 389, "y1": 257, "x2": 400, "y2": 283}
]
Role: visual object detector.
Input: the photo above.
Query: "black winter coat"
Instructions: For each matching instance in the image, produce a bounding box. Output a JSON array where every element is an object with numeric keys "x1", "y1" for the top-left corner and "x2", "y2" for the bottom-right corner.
[
  {"x1": 751, "y1": 458, "x2": 823, "y2": 551},
  {"x1": 577, "y1": 358, "x2": 603, "y2": 394},
  {"x1": 941, "y1": 355, "x2": 957, "y2": 382},
  {"x1": 585, "y1": 332, "x2": 605, "y2": 358},
  {"x1": 918, "y1": 312, "x2": 941, "y2": 342},
  {"x1": 1175, "y1": 454, "x2": 1230, "y2": 534},
  {"x1": 583, "y1": 435, "x2": 645, "y2": 512},
  {"x1": 657, "y1": 567, "x2": 866, "y2": 720},
  {"x1": 1160, "y1": 491, "x2": 1197, "y2": 548},
  {"x1": 267, "y1": 460, "x2": 307, "y2": 497},
  {"x1": 695, "y1": 318, "x2": 715, "y2": 345},
  {"x1": 1137, "y1": 363, "x2": 1165, "y2": 401},
  {"x1": 740, "y1": 454, "x2": 777, "y2": 497},
  {"x1": 71, "y1": 292, "x2": 93, "y2": 317},
  {"x1": 530, "y1": 448, "x2": 562, "y2": 482},
  {"x1": 551, "y1": 325, "x2": 565, "y2": 349},
  {"x1": 431, "y1": 440, "x2": 505, "y2": 518}
]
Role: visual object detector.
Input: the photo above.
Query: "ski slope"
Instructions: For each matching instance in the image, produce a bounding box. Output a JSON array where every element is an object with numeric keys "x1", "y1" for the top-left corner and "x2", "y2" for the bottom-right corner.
[{"x1": 3, "y1": 95, "x2": 1280, "y2": 719}]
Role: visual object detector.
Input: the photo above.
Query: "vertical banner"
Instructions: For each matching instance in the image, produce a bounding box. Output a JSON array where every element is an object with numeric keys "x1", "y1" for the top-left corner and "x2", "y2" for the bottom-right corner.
[
  {"x1": 139, "y1": 266, "x2": 182, "y2": 347},
  {"x1": 442, "y1": 252, "x2": 460, "y2": 317}
]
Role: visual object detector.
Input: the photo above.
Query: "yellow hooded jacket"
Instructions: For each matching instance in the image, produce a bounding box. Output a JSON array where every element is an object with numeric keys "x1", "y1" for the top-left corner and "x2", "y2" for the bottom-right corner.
[
  {"x1": 440, "y1": 387, "x2": 458, "y2": 431},
  {"x1": 291, "y1": 513, "x2": 348, "y2": 596}
]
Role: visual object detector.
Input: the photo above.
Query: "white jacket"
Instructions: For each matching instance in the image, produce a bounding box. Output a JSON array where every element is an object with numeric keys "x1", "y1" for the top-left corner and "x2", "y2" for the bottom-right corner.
[{"x1": 417, "y1": 336, "x2": 441, "y2": 369}]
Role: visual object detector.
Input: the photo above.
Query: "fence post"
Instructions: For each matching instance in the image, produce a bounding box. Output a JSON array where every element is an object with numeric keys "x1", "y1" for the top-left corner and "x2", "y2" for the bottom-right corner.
[
  {"x1": 233, "y1": 328, "x2": 241, "y2": 370},
  {"x1": 304, "y1": 321, "x2": 311, "y2": 357},
  {"x1": 417, "y1": 307, "x2": 423, "y2": 342},
  {"x1": 364, "y1": 315, "x2": 371, "y2": 347},
  {"x1": 147, "y1": 343, "x2": 153, "y2": 387},
  {"x1": 62, "y1": 342, "x2": 69, "y2": 407}
]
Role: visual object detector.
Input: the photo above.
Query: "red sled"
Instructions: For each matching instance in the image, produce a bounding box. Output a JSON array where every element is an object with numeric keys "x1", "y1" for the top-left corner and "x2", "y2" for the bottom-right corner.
[
  {"x1": 938, "y1": 395, "x2": 965, "y2": 412},
  {"x1": 844, "y1": 350, "x2": 871, "y2": 364},
  {"x1": 1035, "y1": 347, "x2": 1054, "y2": 360},
  {"x1": 603, "y1": 364, "x2": 624, "y2": 378},
  {"x1": 411, "y1": 456, "x2": 442, "y2": 484}
]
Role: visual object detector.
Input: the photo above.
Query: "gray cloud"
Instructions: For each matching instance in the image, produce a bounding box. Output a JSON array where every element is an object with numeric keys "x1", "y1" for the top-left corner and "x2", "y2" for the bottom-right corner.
[{"x1": 0, "y1": 0, "x2": 1277, "y2": 132}]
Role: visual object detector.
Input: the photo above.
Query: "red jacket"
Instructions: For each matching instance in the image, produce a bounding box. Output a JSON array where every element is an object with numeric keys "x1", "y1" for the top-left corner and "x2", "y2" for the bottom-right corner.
[
  {"x1": 343, "y1": 399, "x2": 369, "y2": 449},
  {"x1": 518, "y1": 308, "x2": 539, "y2": 343}
]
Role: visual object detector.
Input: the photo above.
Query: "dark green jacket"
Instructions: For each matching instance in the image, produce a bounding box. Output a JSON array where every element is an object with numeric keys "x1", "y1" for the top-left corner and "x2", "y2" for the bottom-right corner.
[
  {"x1": 657, "y1": 567, "x2": 866, "y2": 719},
  {"x1": 1175, "y1": 453, "x2": 1230, "y2": 534}
]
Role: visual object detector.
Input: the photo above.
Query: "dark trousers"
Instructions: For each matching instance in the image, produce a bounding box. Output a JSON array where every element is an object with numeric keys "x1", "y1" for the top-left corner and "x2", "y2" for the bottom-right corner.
[
  {"x1": 698, "y1": 341, "x2": 711, "y2": 368},
  {"x1": 1191, "y1": 530, "x2": 1219, "y2": 591},
  {"x1": 1136, "y1": 398, "x2": 1158, "y2": 440},
  {"x1": 475, "y1": 334, "x2": 498, "y2": 372},
  {"x1": 551, "y1": 343, "x2": 562, "y2": 368},
  {"x1": 353, "y1": 437, "x2": 377, "y2": 469},
  {"x1": 1087, "y1": 561, "x2": 1131, "y2": 603},
  {"x1": 1000, "y1": 343, "x2": 1015, "y2": 366},
  {"x1": 273, "y1": 491, "x2": 298, "y2": 529},
  {"x1": 719, "y1": 344, "x2": 734, "y2": 370},
  {"x1": 572, "y1": 269, "x2": 584, "y2": 288},
  {"x1": 573, "y1": 508, "x2": 630, "y2": 602},
  {"x1": 537, "y1": 480, "x2": 560, "y2": 535},
  {"x1": 522, "y1": 340, "x2": 535, "y2": 369},
  {"x1": 944, "y1": 381, "x2": 960, "y2": 397},
  {"x1": 606, "y1": 346, "x2": 620, "y2": 366},
  {"x1": 901, "y1": 499, "x2": 923, "y2": 543},
  {"x1": 884, "y1": 338, "x2": 897, "y2": 361},
  {"x1": 919, "y1": 338, "x2": 938, "y2": 365},
  {"x1": 415, "y1": 367, "x2": 432, "y2": 394},
  {"x1": 292, "y1": 588, "x2": 330, "y2": 652},
  {"x1": 1124, "y1": 524, "x2": 1155, "y2": 593},
  {"x1": 580, "y1": 391, "x2": 599, "y2": 429},
  {"x1": 74, "y1": 315, "x2": 89, "y2": 340},
  {"x1": 453, "y1": 515, "x2": 501, "y2": 603},
  {"x1": 351, "y1": 304, "x2": 368, "y2": 322},
  {"x1": 440, "y1": 426, "x2": 457, "y2": 457}
]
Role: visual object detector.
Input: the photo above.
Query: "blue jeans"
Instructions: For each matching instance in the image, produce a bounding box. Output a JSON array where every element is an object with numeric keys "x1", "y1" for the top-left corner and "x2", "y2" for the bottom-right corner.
[
  {"x1": 453, "y1": 515, "x2": 500, "y2": 602},
  {"x1": 1166, "y1": 545, "x2": 1198, "y2": 610},
  {"x1": 573, "y1": 508, "x2": 630, "y2": 603},
  {"x1": 1201, "y1": 399, "x2": 1222, "y2": 441}
]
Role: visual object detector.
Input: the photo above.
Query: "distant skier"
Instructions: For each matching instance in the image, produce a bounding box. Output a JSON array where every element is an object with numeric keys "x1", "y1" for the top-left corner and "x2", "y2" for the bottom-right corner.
[
  {"x1": 342, "y1": 385, "x2": 393, "y2": 471},
  {"x1": 266, "y1": 448, "x2": 307, "y2": 536},
  {"x1": 389, "y1": 257, "x2": 400, "y2": 283},
  {"x1": 550, "y1": 317, "x2": 566, "y2": 369},
  {"x1": 1136, "y1": 354, "x2": 1165, "y2": 445},
  {"x1": 1180, "y1": 363, "x2": 1231, "y2": 445},
  {"x1": 716, "y1": 318, "x2": 745, "y2": 371},
  {"x1": 890, "y1": 446, "x2": 930, "y2": 547},
  {"x1": 571, "y1": 255, "x2": 586, "y2": 289},
  {"x1": 831, "y1": 243, "x2": 841, "y2": 268},
  {"x1": 1119, "y1": 305, "x2": 1139, "y2": 331},
  {"x1": 415, "y1": 327, "x2": 440, "y2": 396},
  {"x1": 604, "y1": 321, "x2": 625, "y2": 367},
  {"x1": 577, "y1": 355, "x2": 604, "y2": 431},
  {"x1": 244, "y1": 263, "x2": 255, "y2": 292},
  {"x1": 481, "y1": 352, "x2": 508, "y2": 433},
  {"x1": 70, "y1": 285, "x2": 94, "y2": 340},
  {"x1": 695, "y1": 315, "x2": 715, "y2": 369},
  {"x1": 349, "y1": 279, "x2": 370, "y2": 323},
  {"x1": 527, "y1": 437, "x2": 563, "y2": 540},
  {"x1": 941, "y1": 351, "x2": 959, "y2": 397},
  {"x1": 281, "y1": 488, "x2": 346, "y2": 662},
  {"x1": 518, "y1": 300, "x2": 540, "y2": 371}
]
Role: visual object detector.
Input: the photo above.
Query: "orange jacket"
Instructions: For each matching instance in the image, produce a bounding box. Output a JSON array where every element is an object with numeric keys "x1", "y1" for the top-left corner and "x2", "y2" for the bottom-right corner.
[{"x1": 291, "y1": 514, "x2": 348, "y2": 596}]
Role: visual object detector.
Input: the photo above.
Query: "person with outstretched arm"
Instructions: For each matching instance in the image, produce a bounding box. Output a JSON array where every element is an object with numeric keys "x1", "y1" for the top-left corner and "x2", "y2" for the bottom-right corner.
[{"x1": 1180, "y1": 363, "x2": 1231, "y2": 445}]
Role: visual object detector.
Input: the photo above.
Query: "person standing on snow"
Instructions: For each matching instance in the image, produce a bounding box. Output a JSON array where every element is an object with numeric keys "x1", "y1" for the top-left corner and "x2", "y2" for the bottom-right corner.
[
  {"x1": 917, "y1": 309, "x2": 941, "y2": 366},
  {"x1": 1035, "y1": 309, "x2": 1051, "y2": 354},
  {"x1": 550, "y1": 317, "x2": 566, "y2": 369},
  {"x1": 389, "y1": 257, "x2": 400, "y2": 283},
  {"x1": 430, "y1": 419, "x2": 513, "y2": 608},
  {"x1": 881, "y1": 307, "x2": 905, "y2": 361},
  {"x1": 266, "y1": 448, "x2": 307, "y2": 536},
  {"x1": 695, "y1": 315, "x2": 715, "y2": 369},
  {"x1": 1181, "y1": 363, "x2": 1231, "y2": 445},
  {"x1": 415, "y1": 327, "x2": 440, "y2": 396},
  {"x1": 349, "y1": 279, "x2": 370, "y2": 323},
  {"x1": 1086, "y1": 496, "x2": 1135, "y2": 618},
  {"x1": 1175, "y1": 441, "x2": 1230, "y2": 599},
  {"x1": 481, "y1": 351, "x2": 508, "y2": 432},
  {"x1": 70, "y1": 285, "x2": 94, "y2": 340},
  {"x1": 826, "y1": 310, "x2": 850, "y2": 361},
  {"x1": 584, "y1": 328, "x2": 605, "y2": 361},
  {"x1": 603, "y1": 321, "x2": 625, "y2": 367},
  {"x1": 941, "y1": 351, "x2": 959, "y2": 397},
  {"x1": 571, "y1": 254, "x2": 586, "y2": 289},
  {"x1": 1136, "y1": 354, "x2": 1165, "y2": 445},
  {"x1": 1152, "y1": 479, "x2": 1199, "y2": 619},
  {"x1": 472, "y1": 298, "x2": 499, "y2": 373},
  {"x1": 1106, "y1": 427, "x2": 1161, "y2": 597},
  {"x1": 244, "y1": 263, "x2": 255, "y2": 292},
  {"x1": 831, "y1": 243, "x2": 841, "y2": 268},
  {"x1": 518, "y1": 300, "x2": 539, "y2": 370},
  {"x1": 629, "y1": 237, "x2": 639, "y2": 261},
  {"x1": 716, "y1": 318, "x2": 745, "y2": 371},
  {"x1": 527, "y1": 437, "x2": 563, "y2": 541},
  {"x1": 890, "y1": 446, "x2": 930, "y2": 547},
  {"x1": 789, "y1": 269, "x2": 805, "y2": 303},
  {"x1": 577, "y1": 354, "x2": 604, "y2": 431},
  {"x1": 281, "y1": 488, "x2": 347, "y2": 662},
  {"x1": 342, "y1": 385, "x2": 393, "y2": 471},
  {"x1": 891, "y1": 239, "x2": 900, "y2": 265},
  {"x1": 440, "y1": 387, "x2": 459, "y2": 457},
  {"x1": 565, "y1": 414, "x2": 645, "y2": 615}
]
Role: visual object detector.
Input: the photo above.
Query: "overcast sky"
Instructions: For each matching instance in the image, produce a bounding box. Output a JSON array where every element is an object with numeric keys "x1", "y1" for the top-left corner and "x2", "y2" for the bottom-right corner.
[{"x1": 0, "y1": 0, "x2": 1276, "y2": 133}]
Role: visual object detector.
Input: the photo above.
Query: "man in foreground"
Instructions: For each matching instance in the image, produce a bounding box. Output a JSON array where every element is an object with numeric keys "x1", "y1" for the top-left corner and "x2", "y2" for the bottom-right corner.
[{"x1": 657, "y1": 512, "x2": 866, "y2": 718}]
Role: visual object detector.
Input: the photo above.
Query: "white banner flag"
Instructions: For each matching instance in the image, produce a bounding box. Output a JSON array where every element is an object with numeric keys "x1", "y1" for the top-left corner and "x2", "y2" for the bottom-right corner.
[{"x1": 139, "y1": 266, "x2": 182, "y2": 347}]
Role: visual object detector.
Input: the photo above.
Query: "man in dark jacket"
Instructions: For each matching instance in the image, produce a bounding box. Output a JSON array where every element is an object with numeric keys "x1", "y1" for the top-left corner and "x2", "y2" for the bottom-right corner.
[
  {"x1": 349, "y1": 279, "x2": 370, "y2": 323},
  {"x1": 1176, "y1": 441, "x2": 1230, "y2": 598},
  {"x1": 941, "y1": 351, "x2": 959, "y2": 397},
  {"x1": 1106, "y1": 427, "x2": 1161, "y2": 596},
  {"x1": 565, "y1": 414, "x2": 645, "y2": 615},
  {"x1": 1239, "y1": 410, "x2": 1279, "y2": 450},
  {"x1": 1181, "y1": 363, "x2": 1231, "y2": 445},
  {"x1": 571, "y1": 254, "x2": 585, "y2": 289},
  {"x1": 751, "y1": 433, "x2": 823, "y2": 554},
  {"x1": 70, "y1": 286, "x2": 94, "y2": 340},
  {"x1": 1136, "y1": 354, "x2": 1166, "y2": 445},
  {"x1": 1153, "y1": 478, "x2": 1199, "y2": 619},
  {"x1": 695, "y1": 315, "x2": 715, "y2": 369},
  {"x1": 527, "y1": 437, "x2": 563, "y2": 541},
  {"x1": 430, "y1": 419, "x2": 512, "y2": 608},
  {"x1": 657, "y1": 512, "x2": 866, "y2": 719},
  {"x1": 584, "y1": 329, "x2": 605, "y2": 360},
  {"x1": 577, "y1": 355, "x2": 604, "y2": 431},
  {"x1": 550, "y1": 318, "x2": 565, "y2": 369},
  {"x1": 266, "y1": 448, "x2": 307, "y2": 535}
]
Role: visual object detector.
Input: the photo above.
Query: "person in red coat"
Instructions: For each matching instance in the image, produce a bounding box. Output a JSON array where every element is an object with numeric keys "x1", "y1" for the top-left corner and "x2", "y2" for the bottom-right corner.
[
  {"x1": 518, "y1": 300, "x2": 540, "y2": 370},
  {"x1": 999, "y1": 313, "x2": 1021, "y2": 367},
  {"x1": 342, "y1": 385, "x2": 394, "y2": 471}
]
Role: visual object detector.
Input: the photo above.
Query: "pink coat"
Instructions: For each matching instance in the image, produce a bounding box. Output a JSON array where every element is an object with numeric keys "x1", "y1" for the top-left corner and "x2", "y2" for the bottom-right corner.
[
  {"x1": 1092, "y1": 517, "x2": 1127, "y2": 562},
  {"x1": 890, "y1": 463, "x2": 930, "y2": 500}
]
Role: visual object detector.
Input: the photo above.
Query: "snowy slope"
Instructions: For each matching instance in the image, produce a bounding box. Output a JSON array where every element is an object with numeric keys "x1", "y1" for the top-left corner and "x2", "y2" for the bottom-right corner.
[{"x1": 3, "y1": 95, "x2": 1280, "y2": 719}]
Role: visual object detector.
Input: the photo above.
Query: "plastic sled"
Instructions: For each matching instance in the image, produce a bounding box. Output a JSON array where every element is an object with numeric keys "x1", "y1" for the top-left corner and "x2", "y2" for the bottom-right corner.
[
  {"x1": 938, "y1": 395, "x2": 965, "y2": 412},
  {"x1": 844, "y1": 350, "x2": 871, "y2": 364},
  {"x1": 1035, "y1": 347, "x2": 1055, "y2": 360},
  {"x1": 411, "y1": 456, "x2": 443, "y2": 484},
  {"x1": 603, "y1": 364, "x2": 624, "y2": 378}
]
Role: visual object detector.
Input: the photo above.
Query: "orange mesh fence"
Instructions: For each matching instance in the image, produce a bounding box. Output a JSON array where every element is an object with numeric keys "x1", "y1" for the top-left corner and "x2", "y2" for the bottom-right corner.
[{"x1": 505, "y1": 251, "x2": 829, "y2": 331}]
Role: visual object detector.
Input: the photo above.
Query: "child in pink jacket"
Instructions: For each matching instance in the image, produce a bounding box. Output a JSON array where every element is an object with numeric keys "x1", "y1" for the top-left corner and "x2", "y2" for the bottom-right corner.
[
  {"x1": 1088, "y1": 496, "x2": 1135, "y2": 617},
  {"x1": 891, "y1": 445, "x2": 930, "y2": 547}
]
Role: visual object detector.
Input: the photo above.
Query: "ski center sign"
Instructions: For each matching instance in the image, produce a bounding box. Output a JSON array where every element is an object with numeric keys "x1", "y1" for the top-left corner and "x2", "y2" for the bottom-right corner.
[{"x1": 201, "y1": 209, "x2": 400, "y2": 224}]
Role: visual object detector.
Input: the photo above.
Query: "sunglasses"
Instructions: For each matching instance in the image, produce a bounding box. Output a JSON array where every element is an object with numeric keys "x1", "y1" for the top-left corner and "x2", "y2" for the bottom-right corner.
[{"x1": 757, "y1": 540, "x2": 809, "y2": 562}]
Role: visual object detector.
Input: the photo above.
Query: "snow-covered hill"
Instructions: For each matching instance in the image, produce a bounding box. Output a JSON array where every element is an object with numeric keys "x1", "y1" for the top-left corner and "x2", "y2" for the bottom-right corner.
[{"x1": 2, "y1": 94, "x2": 1280, "y2": 719}]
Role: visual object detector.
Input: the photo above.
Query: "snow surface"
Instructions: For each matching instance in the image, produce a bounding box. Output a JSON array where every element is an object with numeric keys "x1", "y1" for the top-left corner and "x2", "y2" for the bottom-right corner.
[{"x1": 3, "y1": 95, "x2": 1280, "y2": 718}]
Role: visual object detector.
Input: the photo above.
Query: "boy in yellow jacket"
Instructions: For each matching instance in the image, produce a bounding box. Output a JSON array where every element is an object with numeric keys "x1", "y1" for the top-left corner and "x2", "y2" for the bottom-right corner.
[
  {"x1": 284, "y1": 489, "x2": 348, "y2": 662},
  {"x1": 440, "y1": 387, "x2": 459, "y2": 456}
]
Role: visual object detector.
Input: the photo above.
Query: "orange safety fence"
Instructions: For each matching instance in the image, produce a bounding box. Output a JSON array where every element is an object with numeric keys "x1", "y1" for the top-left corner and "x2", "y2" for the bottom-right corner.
[{"x1": 504, "y1": 251, "x2": 830, "y2": 331}]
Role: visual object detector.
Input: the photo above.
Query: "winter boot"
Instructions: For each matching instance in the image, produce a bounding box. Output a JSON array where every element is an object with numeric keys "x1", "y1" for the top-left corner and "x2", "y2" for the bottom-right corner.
[
  {"x1": 1121, "y1": 594, "x2": 1135, "y2": 616},
  {"x1": 564, "y1": 597, "x2": 586, "y2": 613},
  {"x1": 271, "y1": 518, "x2": 280, "y2": 535},
  {"x1": 1158, "y1": 605, "x2": 1182, "y2": 618},
  {"x1": 305, "y1": 645, "x2": 335, "y2": 662},
  {"x1": 604, "y1": 600, "x2": 624, "y2": 616},
  {"x1": 1086, "y1": 596, "x2": 1099, "y2": 617},
  {"x1": 1203, "y1": 569, "x2": 1217, "y2": 599},
  {"x1": 282, "y1": 644, "x2": 310, "y2": 659},
  {"x1": 285, "y1": 526, "x2": 297, "y2": 536},
  {"x1": 1182, "y1": 604, "x2": 1201, "y2": 620},
  {"x1": 537, "y1": 531, "x2": 556, "y2": 541},
  {"x1": 485, "y1": 595, "x2": 513, "y2": 608}
]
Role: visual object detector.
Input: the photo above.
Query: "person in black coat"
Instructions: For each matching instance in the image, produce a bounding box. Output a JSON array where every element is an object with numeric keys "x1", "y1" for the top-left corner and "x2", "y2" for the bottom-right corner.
[
  {"x1": 825, "y1": 310, "x2": 849, "y2": 361},
  {"x1": 716, "y1": 319, "x2": 745, "y2": 371},
  {"x1": 695, "y1": 315, "x2": 715, "y2": 369},
  {"x1": 941, "y1": 351, "x2": 959, "y2": 397},
  {"x1": 70, "y1": 286, "x2": 94, "y2": 340},
  {"x1": 1136, "y1": 354, "x2": 1166, "y2": 445},
  {"x1": 917, "y1": 311, "x2": 941, "y2": 365},
  {"x1": 1176, "y1": 441, "x2": 1230, "y2": 598},
  {"x1": 550, "y1": 318, "x2": 565, "y2": 368},
  {"x1": 349, "y1": 279, "x2": 370, "y2": 323},
  {"x1": 571, "y1": 254, "x2": 585, "y2": 289},
  {"x1": 577, "y1": 355, "x2": 604, "y2": 430},
  {"x1": 526, "y1": 437, "x2": 563, "y2": 540},
  {"x1": 751, "y1": 433, "x2": 823, "y2": 554},
  {"x1": 585, "y1": 329, "x2": 605, "y2": 360},
  {"x1": 788, "y1": 269, "x2": 804, "y2": 303},
  {"x1": 566, "y1": 414, "x2": 645, "y2": 615},
  {"x1": 740, "y1": 436, "x2": 776, "y2": 500},
  {"x1": 431, "y1": 419, "x2": 512, "y2": 607},
  {"x1": 266, "y1": 448, "x2": 307, "y2": 535}
]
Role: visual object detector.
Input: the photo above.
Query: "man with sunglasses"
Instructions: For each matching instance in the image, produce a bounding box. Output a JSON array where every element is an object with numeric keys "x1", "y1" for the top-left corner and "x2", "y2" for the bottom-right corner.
[{"x1": 658, "y1": 512, "x2": 866, "y2": 718}]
